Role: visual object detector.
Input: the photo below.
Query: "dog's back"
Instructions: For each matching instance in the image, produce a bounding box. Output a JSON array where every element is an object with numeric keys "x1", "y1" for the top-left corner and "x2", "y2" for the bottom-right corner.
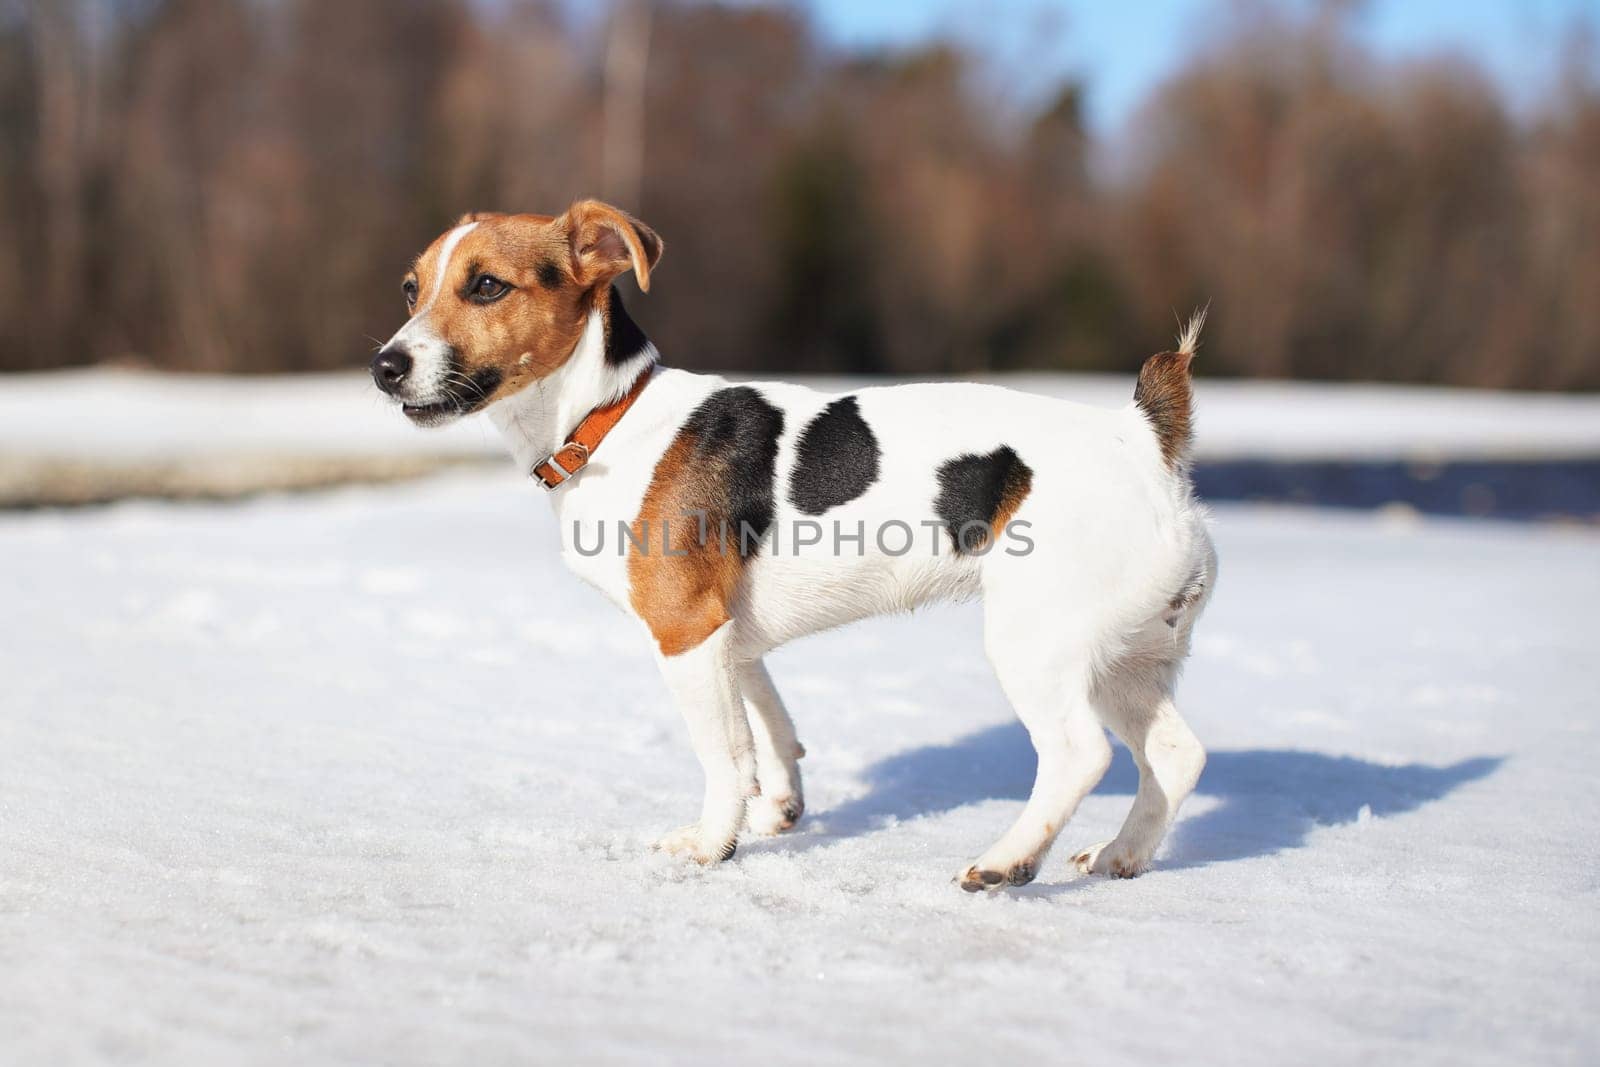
[{"x1": 732, "y1": 314, "x2": 1216, "y2": 667}]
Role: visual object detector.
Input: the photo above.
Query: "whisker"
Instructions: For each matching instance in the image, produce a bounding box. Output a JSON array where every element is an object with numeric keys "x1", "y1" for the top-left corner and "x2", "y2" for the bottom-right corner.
[{"x1": 440, "y1": 373, "x2": 483, "y2": 403}]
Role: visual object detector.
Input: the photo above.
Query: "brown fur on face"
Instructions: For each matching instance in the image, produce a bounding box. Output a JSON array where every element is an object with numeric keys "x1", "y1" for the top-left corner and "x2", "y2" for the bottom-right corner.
[{"x1": 400, "y1": 201, "x2": 664, "y2": 409}]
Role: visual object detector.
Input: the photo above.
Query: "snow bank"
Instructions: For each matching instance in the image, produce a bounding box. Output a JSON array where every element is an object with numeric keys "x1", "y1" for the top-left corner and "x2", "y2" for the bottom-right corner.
[
  {"x1": 3, "y1": 367, "x2": 1597, "y2": 463},
  {"x1": 2, "y1": 471, "x2": 1595, "y2": 1064}
]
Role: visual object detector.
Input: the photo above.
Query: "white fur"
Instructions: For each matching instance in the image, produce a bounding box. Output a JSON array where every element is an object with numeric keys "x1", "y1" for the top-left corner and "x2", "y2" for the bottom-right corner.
[
  {"x1": 481, "y1": 327, "x2": 1216, "y2": 886},
  {"x1": 650, "y1": 622, "x2": 758, "y2": 863},
  {"x1": 1177, "y1": 305, "x2": 1208, "y2": 356},
  {"x1": 487, "y1": 306, "x2": 658, "y2": 480},
  {"x1": 383, "y1": 222, "x2": 477, "y2": 401}
]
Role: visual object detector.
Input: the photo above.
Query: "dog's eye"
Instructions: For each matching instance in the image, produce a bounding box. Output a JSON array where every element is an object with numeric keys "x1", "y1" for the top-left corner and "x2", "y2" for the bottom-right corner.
[
  {"x1": 402, "y1": 279, "x2": 418, "y2": 308},
  {"x1": 469, "y1": 275, "x2": 510, "y2": 304}
]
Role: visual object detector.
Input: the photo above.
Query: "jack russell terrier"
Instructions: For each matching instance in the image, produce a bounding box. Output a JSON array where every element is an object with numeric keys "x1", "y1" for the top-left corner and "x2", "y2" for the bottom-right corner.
[{"x1": 372, "y1": 200, "x2": 1215, "y2": 890}]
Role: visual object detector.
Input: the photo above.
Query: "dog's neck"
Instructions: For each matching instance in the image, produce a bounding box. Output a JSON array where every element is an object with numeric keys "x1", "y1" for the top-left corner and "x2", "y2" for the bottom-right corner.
[{"x1": 487, "y1": 286, "x2": 657, "y2": 477}]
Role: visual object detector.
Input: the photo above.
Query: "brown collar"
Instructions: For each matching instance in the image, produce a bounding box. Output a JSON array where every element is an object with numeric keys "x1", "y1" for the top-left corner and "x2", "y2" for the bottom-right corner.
[{"x1": 531, "y1": 369, "x2": 653, "y2": 490}]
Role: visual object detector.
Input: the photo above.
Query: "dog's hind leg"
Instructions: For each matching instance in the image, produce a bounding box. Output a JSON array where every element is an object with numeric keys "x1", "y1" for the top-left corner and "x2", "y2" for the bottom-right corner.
[
  {"x1": 1072, "y1": 659, "x2": 1204, "y2": 878},
  {"x1": 957, "y1": 608, "x2": 1112, "y2": 891},
  {"x1": 739, "y1": 659, "x2": 806, "y2": 835}
]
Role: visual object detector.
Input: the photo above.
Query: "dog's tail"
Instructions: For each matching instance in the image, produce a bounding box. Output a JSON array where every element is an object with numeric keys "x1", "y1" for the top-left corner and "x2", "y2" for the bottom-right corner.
[{"x1": 1133, "y1": 306, "x2": 1207, "y2": 471}]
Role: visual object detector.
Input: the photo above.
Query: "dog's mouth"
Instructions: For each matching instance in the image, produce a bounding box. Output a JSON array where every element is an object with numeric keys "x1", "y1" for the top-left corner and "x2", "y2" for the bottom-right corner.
[
  {"x1": 401, "y1": 397, "x2": 471, "y2": 426},
  {"x1": 398, "y1": 369, "x2": 504, "y2": 427}
]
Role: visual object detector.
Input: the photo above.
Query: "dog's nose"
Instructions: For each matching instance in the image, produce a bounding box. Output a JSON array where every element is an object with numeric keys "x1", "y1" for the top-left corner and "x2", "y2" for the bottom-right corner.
[{"x1": 371, "y1": 348, "x2": 412, "y2": 394}]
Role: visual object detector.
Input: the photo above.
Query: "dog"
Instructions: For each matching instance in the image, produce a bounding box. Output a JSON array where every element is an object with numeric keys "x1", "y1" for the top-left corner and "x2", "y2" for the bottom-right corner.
[{"x1": 372, "y1": 200, "x2": 1215, "y2": 889}]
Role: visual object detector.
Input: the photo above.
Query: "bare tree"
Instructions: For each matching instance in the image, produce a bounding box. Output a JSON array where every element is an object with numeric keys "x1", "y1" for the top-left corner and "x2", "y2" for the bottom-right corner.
[
  {"x1": 0, "y1": 0, "x2": 1594, "y2": 388},
  {"x1": 602, "y1": 0, "x2": 652, "y2": 210}
]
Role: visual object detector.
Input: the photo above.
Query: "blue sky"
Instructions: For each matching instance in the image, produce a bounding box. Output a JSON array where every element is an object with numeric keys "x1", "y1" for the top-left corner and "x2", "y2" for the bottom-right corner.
[{"x1": 800, "y1": 0, "x2": 1598, "y2": 131}]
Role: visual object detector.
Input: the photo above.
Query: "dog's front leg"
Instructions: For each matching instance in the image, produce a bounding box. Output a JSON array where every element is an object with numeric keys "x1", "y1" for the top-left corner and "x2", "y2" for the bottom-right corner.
[{"x1": 651, "y1": 622, "x2": 759, "y2": 863}]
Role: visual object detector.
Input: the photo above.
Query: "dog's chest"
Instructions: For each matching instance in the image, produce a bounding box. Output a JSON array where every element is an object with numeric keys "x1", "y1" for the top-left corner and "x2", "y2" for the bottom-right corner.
[{"x1": 548, "y1": 447, "x2": 657, "y2": 613}]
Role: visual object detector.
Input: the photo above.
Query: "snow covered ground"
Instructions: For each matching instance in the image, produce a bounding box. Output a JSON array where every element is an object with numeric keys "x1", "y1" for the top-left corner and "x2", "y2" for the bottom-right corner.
[{"x1": 3, "y1": 468, "x2": 1596, "y2": 1065}]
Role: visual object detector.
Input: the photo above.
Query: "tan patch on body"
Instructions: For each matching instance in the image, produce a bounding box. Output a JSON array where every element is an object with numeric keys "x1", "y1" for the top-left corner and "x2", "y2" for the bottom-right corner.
[
  {"x1": 990, "y1": 463, "x2": 1033, "y2": 541},
  {"x1": 628, "y1": 433, "x2": 746, "y2": 658},
  {"x1": 624, "y1": 428, "x2": 748, "y2": 655},
  {"x1": 627, "y1": 386, "x2": 783, "y2": 656}
]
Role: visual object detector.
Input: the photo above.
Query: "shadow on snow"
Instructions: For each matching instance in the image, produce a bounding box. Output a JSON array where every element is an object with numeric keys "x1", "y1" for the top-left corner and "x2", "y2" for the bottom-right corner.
[{"x1": 772, "y1": 722, "x2": 1501, "y2": 870}]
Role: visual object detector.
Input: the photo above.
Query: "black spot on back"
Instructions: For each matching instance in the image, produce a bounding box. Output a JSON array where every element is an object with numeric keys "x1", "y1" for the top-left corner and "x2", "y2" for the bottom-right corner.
[
  {"x1": 933, "y1": 446, "x2": 1034, "y2": 554},
  {"x1": 682, "y1": 386, "x2": 785, "y2": 550},
  {"x1": 536, "y1": 260, "x2": 562, "y2": 289},
  {"x1": 604, "y1": 285, "x2": 652, "y2": 365},
  {"x1": 788, "y1": 396, "x2": 880, "y2": 515}
]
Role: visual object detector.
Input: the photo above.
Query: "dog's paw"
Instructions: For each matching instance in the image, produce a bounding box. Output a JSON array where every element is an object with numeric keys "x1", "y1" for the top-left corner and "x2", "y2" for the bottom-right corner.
[
  {"x1": 1071, "y1": 841, "x2": 1147, "y2": 879},
  {"x1": 652, "y1": 824, "x2": 737, "y2": 865},
  {"x1": 957, "y1": 865, "x2": 1005, "y2": 893},
  {"x1": 956, "y1": 857, "x2": 1038, "y2": 893},
  {"x1": 745, "y1": 793, "x2": 804, "y2": 836}
]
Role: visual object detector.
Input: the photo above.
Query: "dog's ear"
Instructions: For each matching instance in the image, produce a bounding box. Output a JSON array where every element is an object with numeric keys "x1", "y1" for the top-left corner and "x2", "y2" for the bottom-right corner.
[
  {"x1": 563, "y1": 200, "x2": 665, "y2": 292},
  {"x1": 455, "y1": 210, "x2": 504, "y2": 226}
]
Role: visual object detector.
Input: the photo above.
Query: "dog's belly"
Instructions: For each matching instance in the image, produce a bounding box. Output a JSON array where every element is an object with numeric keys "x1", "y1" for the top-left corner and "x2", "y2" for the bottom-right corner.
[{"x1": 732, "y1": 548, "x2": 982, "y2": 655}]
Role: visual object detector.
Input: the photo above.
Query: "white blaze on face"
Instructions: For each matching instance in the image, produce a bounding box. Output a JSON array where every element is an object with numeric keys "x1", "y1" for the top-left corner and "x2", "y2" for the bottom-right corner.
[{"x1": 383, "y1": 221, "x2": 478, "y2": 401}]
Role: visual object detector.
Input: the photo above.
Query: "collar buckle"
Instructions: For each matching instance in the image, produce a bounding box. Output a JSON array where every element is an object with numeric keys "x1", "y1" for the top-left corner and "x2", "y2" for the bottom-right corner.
[
  {"x1": 527, "y1": 368, "x2": 652, "y2": 491},
  {"x1": 533, "y1": 441, "x2": 591, "y2": 490}
]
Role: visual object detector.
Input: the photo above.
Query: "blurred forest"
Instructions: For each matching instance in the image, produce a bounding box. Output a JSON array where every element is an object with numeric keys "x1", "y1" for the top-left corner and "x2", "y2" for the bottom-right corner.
[{"x1": 2, "y1": 0, "x2": 1598, "y2": 388}]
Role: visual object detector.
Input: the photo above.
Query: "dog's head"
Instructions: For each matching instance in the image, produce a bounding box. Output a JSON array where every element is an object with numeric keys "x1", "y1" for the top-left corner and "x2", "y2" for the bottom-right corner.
[{"x1": 371, "y1": 200, "x2": 663, "y2": 425}]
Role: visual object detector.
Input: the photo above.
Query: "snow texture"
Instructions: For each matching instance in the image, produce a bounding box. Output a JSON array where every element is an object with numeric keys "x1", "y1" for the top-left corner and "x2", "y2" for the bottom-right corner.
[
  {"x1": 5, "y1": 368, "x2": 1599, "y2": 462},
  {"x1": 2, "y1": 468, "x2": 1596, "y2": 1065}
]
